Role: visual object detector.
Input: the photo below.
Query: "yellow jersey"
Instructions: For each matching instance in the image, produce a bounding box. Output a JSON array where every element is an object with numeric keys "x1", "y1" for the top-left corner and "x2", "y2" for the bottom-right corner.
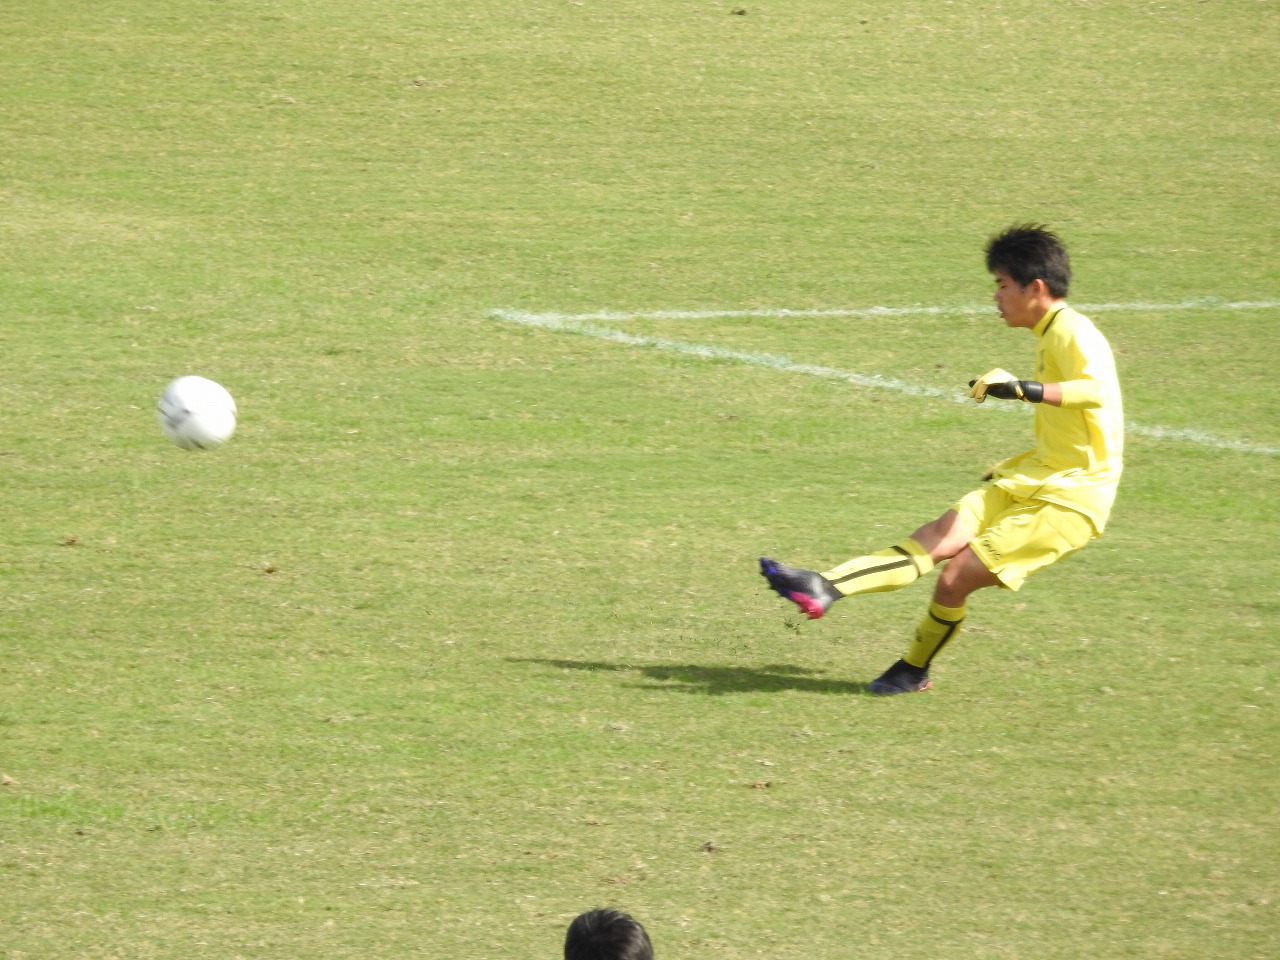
[{"x1": 990, "y1": 305, "x2": 1124, "y2": 534}]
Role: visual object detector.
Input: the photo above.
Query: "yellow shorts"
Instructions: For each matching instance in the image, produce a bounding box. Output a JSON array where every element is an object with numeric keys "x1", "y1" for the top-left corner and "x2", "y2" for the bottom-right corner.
[{"x1": 952, "y1": 486, "x2": 1095, "y2": 591}]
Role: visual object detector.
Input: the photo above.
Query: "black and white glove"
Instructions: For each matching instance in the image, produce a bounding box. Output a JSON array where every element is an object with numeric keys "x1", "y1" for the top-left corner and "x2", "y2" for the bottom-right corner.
[{"x1": 968, "y1": 368, "x2": 1044, "y2": 403}]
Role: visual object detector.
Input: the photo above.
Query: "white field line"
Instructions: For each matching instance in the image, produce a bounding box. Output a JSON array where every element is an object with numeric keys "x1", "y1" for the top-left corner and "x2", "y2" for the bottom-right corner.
[
  {"x1": 497, "y1": 298, "x2": 1280, "y2": 324},
  {"x1": 490, "y1": 307, "x2": 1280, "y2": 457}
]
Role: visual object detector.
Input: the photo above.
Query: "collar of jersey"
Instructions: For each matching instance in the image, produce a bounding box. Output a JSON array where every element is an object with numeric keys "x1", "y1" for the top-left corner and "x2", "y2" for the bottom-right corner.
[{"x1": 1033, "y1": 304, "x2": 1069, "y2": 337}]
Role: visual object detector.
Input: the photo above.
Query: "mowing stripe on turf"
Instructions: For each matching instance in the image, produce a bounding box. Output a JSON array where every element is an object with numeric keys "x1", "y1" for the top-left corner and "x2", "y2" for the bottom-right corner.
[
  {"x1": 496, "y1": 298, "x2": 1280, "y2": 324},
  {"x1": 490, "y1": 308, "x2": 1279, "y2": 457}
]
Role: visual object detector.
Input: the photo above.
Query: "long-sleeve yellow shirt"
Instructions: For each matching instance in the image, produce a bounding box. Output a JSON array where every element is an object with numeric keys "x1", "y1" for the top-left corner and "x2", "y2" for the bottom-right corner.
[{"x1": 991, "y1": 305, "x2": 1124, "y2": 533}]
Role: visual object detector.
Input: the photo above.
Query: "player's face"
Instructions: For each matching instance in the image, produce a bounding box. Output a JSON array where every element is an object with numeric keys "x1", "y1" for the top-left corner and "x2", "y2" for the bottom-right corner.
[{"x1": 992, "y1": 271, "x2": 1040, "y2": 328}]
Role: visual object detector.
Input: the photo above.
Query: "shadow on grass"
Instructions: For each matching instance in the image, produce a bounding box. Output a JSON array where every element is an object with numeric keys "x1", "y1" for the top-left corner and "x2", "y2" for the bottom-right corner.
[{"x1": 511, "y1": 658, "x2": 871, "y2": 696}]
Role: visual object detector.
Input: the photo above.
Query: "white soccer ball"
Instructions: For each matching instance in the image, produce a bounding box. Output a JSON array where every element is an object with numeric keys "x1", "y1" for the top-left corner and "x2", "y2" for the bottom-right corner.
[{"x1": 157, "y1": 376, "x2": 237, "y2": 449}]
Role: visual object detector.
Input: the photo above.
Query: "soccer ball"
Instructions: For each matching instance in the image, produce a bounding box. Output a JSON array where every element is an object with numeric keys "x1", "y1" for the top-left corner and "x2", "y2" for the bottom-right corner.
[{"x1": 157, "y1": 376, "x2": 237, "y2": 449}]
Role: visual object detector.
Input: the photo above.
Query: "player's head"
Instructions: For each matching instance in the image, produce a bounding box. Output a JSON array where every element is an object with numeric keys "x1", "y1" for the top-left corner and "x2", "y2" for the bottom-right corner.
[
  {"x1": 985, "y1": 224, "x2": 1071, "y2": 299},
  {"x1": 564, "y1": 909, "x2": 654, "y2": 960}
]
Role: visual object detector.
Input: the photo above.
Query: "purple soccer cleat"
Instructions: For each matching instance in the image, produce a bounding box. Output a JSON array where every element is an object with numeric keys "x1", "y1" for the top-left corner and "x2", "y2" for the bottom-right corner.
[{"x1": 759, "y1": 557, "x2": 842, "y2": 620}]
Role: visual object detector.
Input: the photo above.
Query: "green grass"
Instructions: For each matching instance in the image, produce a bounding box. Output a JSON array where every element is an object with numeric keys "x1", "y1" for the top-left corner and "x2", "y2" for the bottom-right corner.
[{"x1": 2, "y1": 1, "x2": 1277, "y2": 957}]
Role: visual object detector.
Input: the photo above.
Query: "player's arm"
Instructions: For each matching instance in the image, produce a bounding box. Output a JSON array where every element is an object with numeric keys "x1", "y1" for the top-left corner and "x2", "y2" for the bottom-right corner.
[
  {"x1": 1050, "y1": 380, "x2": 1105, "y2": 408},
  {"x1": 968, "y1": 371, "x2": 1093, "y2": 407}
]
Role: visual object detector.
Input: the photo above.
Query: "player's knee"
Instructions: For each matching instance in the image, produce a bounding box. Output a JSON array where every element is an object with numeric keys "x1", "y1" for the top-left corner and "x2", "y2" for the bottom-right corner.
[
  {"x1": 935, "y1": 559, "x2": 965, "y2": 596},
  {"x1": 936, "y1": 548, "x2": 996, "y2": 601},
  {"x1": 913, "y1": 510, "x2": 972, "y2": 562}
]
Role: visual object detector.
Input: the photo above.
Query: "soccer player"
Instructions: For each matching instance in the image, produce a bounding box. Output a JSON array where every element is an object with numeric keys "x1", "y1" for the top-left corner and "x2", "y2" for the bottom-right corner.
[
  {"x1": 564, "y1": 908, "x2": 654, "y2": 960},
  {"x1": 761, "y1": 224, "x2": 1123, "y2": 694}
]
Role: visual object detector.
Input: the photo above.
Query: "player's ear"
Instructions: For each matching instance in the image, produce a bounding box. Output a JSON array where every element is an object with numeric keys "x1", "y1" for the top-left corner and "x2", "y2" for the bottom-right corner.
[{"x1": 1027, "y1": 277, "x2": 1050, "y2": 299}]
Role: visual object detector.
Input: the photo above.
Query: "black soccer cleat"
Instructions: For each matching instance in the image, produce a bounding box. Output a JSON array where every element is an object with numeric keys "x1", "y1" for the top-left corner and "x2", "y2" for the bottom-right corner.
[
  {"x1": 867, "y1": 659, "x2": 932, "y2": 695},
  {"x1": 759, "y1": 557, "x2": 842, "y2": 620}
]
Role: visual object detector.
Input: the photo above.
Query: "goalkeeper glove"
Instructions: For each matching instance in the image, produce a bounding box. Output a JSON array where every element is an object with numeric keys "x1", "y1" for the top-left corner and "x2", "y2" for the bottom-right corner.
[{"x1": 968, "y1": 368, "x2": 1045, "y2": 403}]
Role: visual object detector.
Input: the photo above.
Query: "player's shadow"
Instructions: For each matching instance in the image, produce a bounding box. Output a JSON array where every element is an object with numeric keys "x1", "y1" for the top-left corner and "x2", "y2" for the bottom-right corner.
[{"x1": 512, "y1": 658, "x2": 871, "y2": 696}]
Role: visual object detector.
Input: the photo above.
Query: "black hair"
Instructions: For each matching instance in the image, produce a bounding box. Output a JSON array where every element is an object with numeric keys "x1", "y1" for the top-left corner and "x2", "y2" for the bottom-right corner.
[
  {"x1": 565, "y1": 909, "x2": 654, "y2": 960},
  {"x1": 985, "y1": 224, "x2": 1071, "y2": 299}
]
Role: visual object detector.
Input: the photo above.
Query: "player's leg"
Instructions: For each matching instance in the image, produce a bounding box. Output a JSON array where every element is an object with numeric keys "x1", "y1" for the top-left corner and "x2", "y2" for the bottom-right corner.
[
  {"x1": 868, "y1": 548, "x2": 1000, "y2": 694},
  {"x1": 904, "y1": 509, "x2": 980, "y2": 565},
  {"x1": 869, "y1": 486, "x2": 1005, "y2": 694},
  {"x1": 759, "y1": 545, "x2": 930, "y2": 620},
  {"x1": 932, "y1": 543, "x2": 1004, "y2": 608},
  {"x1": 824, "y1": 507, "x2": 978, "y2": 592},
  {"x1": 759, "y1": 509, "x2": 975, "y2": 619},
  {"x1": 870, "y1": 496, "x2": 1095, "y2": 694}
]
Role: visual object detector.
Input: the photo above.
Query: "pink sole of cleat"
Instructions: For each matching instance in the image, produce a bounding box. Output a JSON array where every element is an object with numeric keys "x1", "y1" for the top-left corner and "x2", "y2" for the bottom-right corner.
[{"x1": 788, "y1": 592, "x2": 827, "y2": 620}]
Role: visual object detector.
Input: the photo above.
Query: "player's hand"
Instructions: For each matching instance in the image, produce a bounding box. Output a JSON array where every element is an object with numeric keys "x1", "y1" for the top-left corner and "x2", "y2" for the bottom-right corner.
[
  {"x1": 968, "y1": 368, "x2": 1022, "y2": 402},
  {"x1": 968, "y1": 370, "x2": 1045, "y2": 403}
]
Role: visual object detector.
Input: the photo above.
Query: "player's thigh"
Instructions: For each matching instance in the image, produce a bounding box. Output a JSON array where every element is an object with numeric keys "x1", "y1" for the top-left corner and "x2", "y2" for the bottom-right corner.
[
  {"x1": 912, "y1": 508, "x2": 976, "y2": 561},
  {"x1": 914, "y1": 487, "x2": 1013, "y2": 562},
  {"x1": 968, "y1": 499, "x2": 1094, "y2": 591}
]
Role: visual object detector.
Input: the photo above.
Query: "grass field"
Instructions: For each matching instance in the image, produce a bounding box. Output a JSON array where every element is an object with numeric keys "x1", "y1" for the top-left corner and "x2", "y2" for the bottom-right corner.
[{"x1": 2, "y1": 1, "x2": 1278, "y2": 957}]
